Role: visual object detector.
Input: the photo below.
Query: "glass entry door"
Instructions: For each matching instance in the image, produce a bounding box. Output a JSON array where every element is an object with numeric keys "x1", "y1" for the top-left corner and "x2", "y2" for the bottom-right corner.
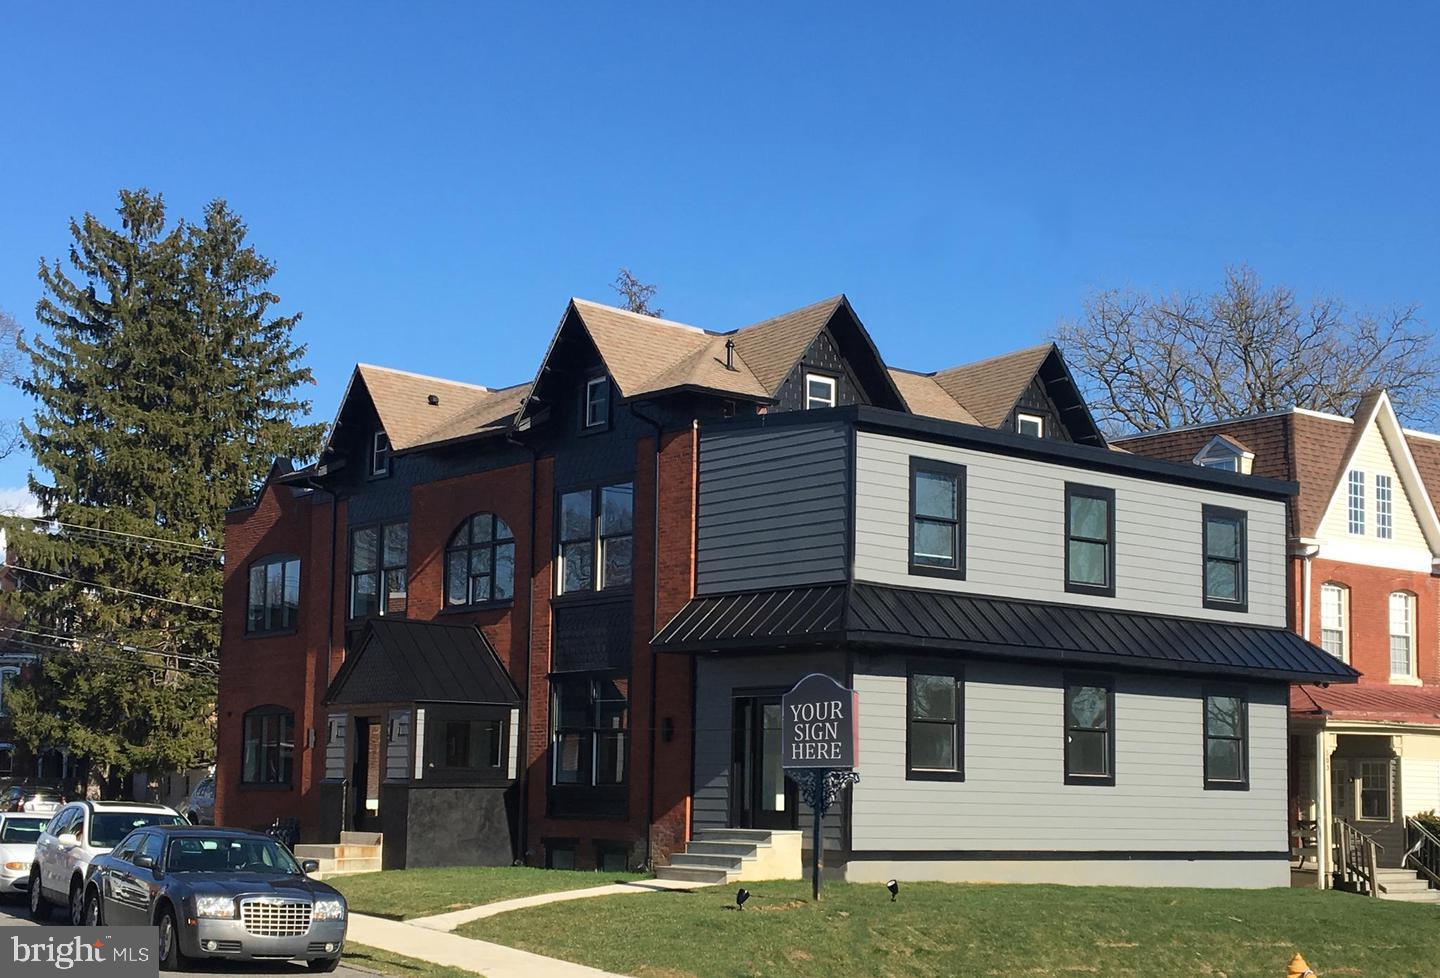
[{"x1": 730, "y1": 695, "x2": 797, "y2": 830}]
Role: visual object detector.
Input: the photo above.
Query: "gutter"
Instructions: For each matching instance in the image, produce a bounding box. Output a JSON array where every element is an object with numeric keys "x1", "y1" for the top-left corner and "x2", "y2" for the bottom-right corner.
[
  {"x1": 505, "y1": 433, "x2": 539, "y2": 865},
  {"x1": 628, "y1": 400, "x2": 664, "y2": 872}
]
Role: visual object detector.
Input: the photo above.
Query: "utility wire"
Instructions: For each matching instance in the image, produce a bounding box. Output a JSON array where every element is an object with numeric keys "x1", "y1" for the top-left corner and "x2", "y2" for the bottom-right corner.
[
  {"x1": 1, "y1": 564, "x2": 222, "y2": 613},
  {"x1": 8, "y1": 638, "x2": 217, "y2": 678},
  {"x1": 2, "y1": 513, "x2": 223, "y2": 555},
  {"x1": 6, "y1": 627, "x2": 217, "y2": 668}
]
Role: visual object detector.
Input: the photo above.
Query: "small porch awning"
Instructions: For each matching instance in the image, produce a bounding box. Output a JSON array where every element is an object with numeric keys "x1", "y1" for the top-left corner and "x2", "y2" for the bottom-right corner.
[
  {"x1": 1291, "y1": 684, "x2": 1440, "y2": 725},
  {"x1": 324, "y1": 618, "x2": 520, "y2": 707},
  {"x1": 653, "y1": 583, "x2": 1360, "y2": 685}
]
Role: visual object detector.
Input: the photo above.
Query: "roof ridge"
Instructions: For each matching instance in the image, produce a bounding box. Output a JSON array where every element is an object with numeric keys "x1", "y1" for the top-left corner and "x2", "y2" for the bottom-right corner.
[
  {"x1": 357, "y1": 362, "x2": 491, "y2": 392},
  {"x1": 570, "y1": 297, "x2": 711, "y2": 335},
  {"x1": 726, "y1": 294, "x2": 845, "y2": 336},
  {"x1": 931, "y1": 341, "x2": 1054, "y2": 378},
  {"x1": 1114, "y1": 407, "x2": 1352, "y2": 443}
]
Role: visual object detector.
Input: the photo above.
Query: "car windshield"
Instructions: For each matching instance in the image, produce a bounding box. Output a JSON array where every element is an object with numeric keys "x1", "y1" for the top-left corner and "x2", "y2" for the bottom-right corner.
[
  {"x1": 1, "y1": 817, "x2": 47, "y2": 844},
  {"x1": 166, "y1": 836, "x2": 301, "y2": 875},
  {"x1": 90, "y1": 813, "x2": 185, "y2": 849}
]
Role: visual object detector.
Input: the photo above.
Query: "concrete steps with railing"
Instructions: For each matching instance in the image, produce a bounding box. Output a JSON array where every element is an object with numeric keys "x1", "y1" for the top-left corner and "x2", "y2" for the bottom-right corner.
[
  {"x1": 296, "y1": 832, "x2": 383, "y2": 877},
  {"x1": 656, "y1": 829, "x2": 802, "y2": 884},
  {"x1": 1376, "y1": 868, "x2": 1440, "y2": 903}
]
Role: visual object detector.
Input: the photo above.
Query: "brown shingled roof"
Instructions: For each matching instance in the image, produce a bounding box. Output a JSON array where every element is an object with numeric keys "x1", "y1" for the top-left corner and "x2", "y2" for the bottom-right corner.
[
  {"x1": 932, "y1": 343, "x2": 1054, "y2": 427},
  {"x1": 356, "y1": 364, "x2": 498, "y2": 452},
  {"x1": 887, "y1": 368, "x2": 980, "y2": 425},
  {"x1": 1405, "y1": 434, "x2": 1440, "y2": 518},
  {"x1": 728, "y1": 296, "x2": 846, "y2": 395}
]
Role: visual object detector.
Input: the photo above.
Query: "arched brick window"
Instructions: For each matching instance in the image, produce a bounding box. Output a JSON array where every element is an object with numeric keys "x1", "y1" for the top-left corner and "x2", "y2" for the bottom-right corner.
[{"x1": 445, "y1": 514, "x2": 515, "y2": 607}]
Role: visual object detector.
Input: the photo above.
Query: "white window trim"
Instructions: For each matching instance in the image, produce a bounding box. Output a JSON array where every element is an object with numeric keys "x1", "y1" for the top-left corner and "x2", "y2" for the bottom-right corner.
[
  {"x1": 1319, "y1": 583, "x2": 1348, "y2": 663},
  {"x1": 1347, "y1": 469, "x2": 1366, "y2": 535},
  {"x1": 371, "y1": 430, "x2": 391, "y2": 477},
  {"x1": 1016, "y1": 413, "x2": 1045, "y2": 438},
  {"x1": 1389, "y1": 590, "x2": 1418, "y2": 683},
  {"x1": 1375, "y1": 473, "x2": 1394, "y2": 540},
  {"x1": 584, "y1": 376, "x2": 608, "y2": 428},
  {"x1": 1358, "y1": 759, "x2": 1393, "y2": 822},
  {"x1": 804, "y1": 373, "x2": 837, "y2": 409}
]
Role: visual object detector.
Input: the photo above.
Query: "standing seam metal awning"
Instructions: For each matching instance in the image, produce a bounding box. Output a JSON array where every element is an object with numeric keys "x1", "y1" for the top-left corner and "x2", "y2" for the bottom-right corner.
[{"x1": 653, "y1": 583, "x2": 1360, "y2": 685}]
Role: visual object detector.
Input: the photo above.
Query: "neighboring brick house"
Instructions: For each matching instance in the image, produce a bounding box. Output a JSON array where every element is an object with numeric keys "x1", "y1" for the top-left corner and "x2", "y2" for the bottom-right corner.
[
  {"x1": 1119, "y1": 392, "x2": 1440, "y2": 886},
  {"x1": 216, "y1": 294, "x2": 1349, "y2": 885}
]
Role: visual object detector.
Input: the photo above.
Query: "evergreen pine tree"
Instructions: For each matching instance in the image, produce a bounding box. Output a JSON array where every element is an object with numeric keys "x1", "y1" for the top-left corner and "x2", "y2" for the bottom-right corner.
[{"x1": 3, "y1": 189, "x2": 322, "y2": 796}]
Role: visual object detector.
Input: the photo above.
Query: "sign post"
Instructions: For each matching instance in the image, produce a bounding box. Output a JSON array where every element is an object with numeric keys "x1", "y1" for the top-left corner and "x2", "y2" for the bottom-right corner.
[{"x1": 781, "y1": 673, "x2": 860, "y2": 901}]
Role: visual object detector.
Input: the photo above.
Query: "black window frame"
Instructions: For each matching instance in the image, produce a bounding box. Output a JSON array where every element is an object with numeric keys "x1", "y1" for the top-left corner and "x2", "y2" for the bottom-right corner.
[
  {"x1": 370, "y1": 430, "x2": 391, "y2": 478},
  {"x1": 908, "y1": 458, "x2": 966, "y2": 580},
  {"x1": 241, "y1": 705, "x2": 295, "y2": 786},
  {"x1": 348, "y1": 520, "x2": 409, "y2": 620},
  {"x1": 556, "y1": 483, "x2": 634, "y2": 596},
  {"x1": 1201, "y1": 504, "x2": 1248, "y2": 612},
  {"x1": 245, "y1": 554, "x2": 302, "y2": 635},
  {"x1": 443, "y1": 513, "x2": 517, "y2": 609},
  {"x1": 1064, "y1": 483, "x2": 1116, "y2": 597},
  {"x1": 549, "y1": 673, "x2": 628, "y2": 789},
  {"x1": 906, "y1": 663, "x2": 965, "y2": 782},
  {"x1": 544, "y1": 837, "x2": 578, "y2": 869},
  {"x1": 1202, "y1": 687, "x2": 1249, "y2": 791},
  {"x1": 595, "y1": 840, "x2": 631, "y2": 873},
  {"x1": 582, "y1": 375, "x2": 611, "y2": 432},
  {"x1": 1063, "y1": 674, "x2": 1116, "y2": 787},
  {"x1": 421, "y1": 705, "x2": 510, "y2": 786}
]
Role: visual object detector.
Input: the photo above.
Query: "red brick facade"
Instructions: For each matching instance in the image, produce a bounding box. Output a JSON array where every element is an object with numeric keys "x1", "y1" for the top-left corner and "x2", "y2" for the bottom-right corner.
[{"x1": 1294, "y1": 556, "x2": 1440, "y2": 685}]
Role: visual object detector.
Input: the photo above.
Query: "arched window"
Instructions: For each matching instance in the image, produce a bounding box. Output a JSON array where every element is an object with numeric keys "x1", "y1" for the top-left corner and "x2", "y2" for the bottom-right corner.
[
  {"x1": 1389, "y1": 591, "x2": 1417, "y2": 680},
  {"x1": 246, "y1": 554, "x2": 301, "y2": 633},
  {"x1": 242, "y1": 705, "x2": 295, "y2": 785},
  {"x1": 1319, "y1": 583, "x2": 1349, "y2": 661},
  {"x1": 445, "y1": 514, "x2": 515, "y2": 607}
]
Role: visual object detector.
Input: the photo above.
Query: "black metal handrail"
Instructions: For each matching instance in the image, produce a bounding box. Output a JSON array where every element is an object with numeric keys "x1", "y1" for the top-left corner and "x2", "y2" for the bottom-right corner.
[
  {"x1": 1404, "y1": 817, "x2": 1440, "y2": 890},
  {"x1": 1333, "y1": 818, "x2": 1386, "y2": 897}
]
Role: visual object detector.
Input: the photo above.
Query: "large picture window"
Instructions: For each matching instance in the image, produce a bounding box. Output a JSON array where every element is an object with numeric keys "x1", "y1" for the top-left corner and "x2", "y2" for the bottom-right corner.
[
  {"x1": 558, "y1": 484, "x2": 633, "y2": 594},
  {"x1": 1203, "y1": 691, "x2": 1248, "y2": 790},
  {"x1": 1201, "y1": 505, "x2": 1247, "y2": 611},
  {"x1": 350, "y1": 521, "x2": 408, "y2": 618},
  {"x1": 445, "y1": 514, "x2": 516, "y2": 607},
  {"x1": 242, "y1": 706, "x2": 294, "y2": 785},
  {"x1": 909, "y1": 459, "x2": 965, "y2": 579},
  {"x1": 246, "y1": 555, "x2": 300, "y2": 633},
  {"x1": 551, "y1": 675, "x2": 627, "y2": 787},
  {"x1": 1063, "y1": 678, "x2": 1115, "y2": 785},
  {"x1": 422, "y1": 707, "x2": 508, "y2": 782},
  {"x1": 1064, "y1": 484, "x2": 1115, "y2": 597},
  {"x1": 907, "y1": 666, "x2": 964, "y2": 780}
]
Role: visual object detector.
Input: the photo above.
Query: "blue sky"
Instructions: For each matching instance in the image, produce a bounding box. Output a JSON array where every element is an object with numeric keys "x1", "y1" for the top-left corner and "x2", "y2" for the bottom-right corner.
[{"x1": 1, "y1": 2, "x2": 1437, "y2": 501}]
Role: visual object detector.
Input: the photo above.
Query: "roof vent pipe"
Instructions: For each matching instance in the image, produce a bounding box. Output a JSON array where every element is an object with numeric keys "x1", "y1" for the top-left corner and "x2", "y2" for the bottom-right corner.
[
  {"x1": 427, "y1": 394, "x2": 440, "y2": 406},
  {"x1": 725, "y1": 338, "x2": 736, "y2": 371}
]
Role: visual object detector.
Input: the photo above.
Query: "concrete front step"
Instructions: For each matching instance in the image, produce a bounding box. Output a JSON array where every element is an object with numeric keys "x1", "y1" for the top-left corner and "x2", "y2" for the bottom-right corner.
[
  {"x1": 1378, "y1": 878, "x2": 1433, "y2": 893},
  {"x1": 692, "y1": 828, "x2": 774, "y2": 843},
  {"x1": 666, "y1": 853, "x2": 745, "y2": 871},
  {"x1": 341, "y1": 831, "x2": 383, "y2": 847},
  {"x1": 654, "y1": 865, "x2": 730, "y2": 884},
  {"x1": 295, "y1": 844, "x2": 381, "y2": 860},
  {"x1": 684, "y1": 841, "x2": 760, "y2": 859},
  {"x1": 1380, "y1": 889, "x2": 1440, "y2": 903}
]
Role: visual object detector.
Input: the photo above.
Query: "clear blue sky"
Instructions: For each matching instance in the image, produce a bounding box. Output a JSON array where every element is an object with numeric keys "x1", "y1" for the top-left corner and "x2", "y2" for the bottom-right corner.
[{"x1": 1, "y1": 2, "x2": 1437, "y2": 500}]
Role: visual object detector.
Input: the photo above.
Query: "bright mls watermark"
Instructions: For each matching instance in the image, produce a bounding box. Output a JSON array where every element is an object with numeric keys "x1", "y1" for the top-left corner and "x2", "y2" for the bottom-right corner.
[{"x1": 7, "y1": 928, "x2": 156, "y2": 977}]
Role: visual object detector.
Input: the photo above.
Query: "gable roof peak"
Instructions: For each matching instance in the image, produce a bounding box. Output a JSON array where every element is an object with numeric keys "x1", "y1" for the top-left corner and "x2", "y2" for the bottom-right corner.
[{"x1": 569, "y1": 297, "x2": 712, "y2": 336}]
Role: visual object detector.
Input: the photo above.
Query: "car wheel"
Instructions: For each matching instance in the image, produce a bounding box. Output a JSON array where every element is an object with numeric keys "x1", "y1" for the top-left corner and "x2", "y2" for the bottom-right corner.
[
  {"x1": 83, "y1": 887, "x2": 102, "y2": 926},
  {"x1": 158, "y1": 907, "x2": 191, "y2": 972},
  {"x1": 307, "y1": 957, "x2": 341, "y2": 973},
  {"x1": 69, "y1": 879, "x2": 84, "y2": 926},
  {"x1": 28, "y1": 867, "x2": 51, "y2": 920}
]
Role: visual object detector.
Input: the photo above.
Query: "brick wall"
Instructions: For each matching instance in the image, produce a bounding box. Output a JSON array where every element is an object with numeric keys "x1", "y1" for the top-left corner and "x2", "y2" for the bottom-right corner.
[{"x1": 1298, "y1": 555, "x2": 1440, "y2": 684}]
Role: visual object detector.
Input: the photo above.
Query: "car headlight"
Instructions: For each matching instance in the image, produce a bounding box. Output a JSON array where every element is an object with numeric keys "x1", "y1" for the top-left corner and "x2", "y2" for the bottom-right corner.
[
  {"x1": 3, "y1": 861, "x2": 27, "y2": 873},
  {"x1": 311, "y1": 898, "x2": 346, "y2": 921},
  {"x1": 194, "y1": 895, "x2": 236, "y2": 919}
]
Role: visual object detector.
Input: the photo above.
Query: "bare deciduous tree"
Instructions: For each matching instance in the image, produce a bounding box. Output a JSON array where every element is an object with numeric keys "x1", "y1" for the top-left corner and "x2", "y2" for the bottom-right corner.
[
  {"x1": 611, "y1": 267, "x2": 663, "y2": 317},
  {"x1": 0, "y1": 308, "x2": 23, "y2": 458},
  {"x1": 1054, "y1": 265, "x2": 1440, "y2": 434}
]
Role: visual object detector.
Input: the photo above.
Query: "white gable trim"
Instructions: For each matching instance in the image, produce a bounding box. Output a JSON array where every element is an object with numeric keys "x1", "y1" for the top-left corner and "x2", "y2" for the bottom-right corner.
[{"x1": 1193, "y1": 435, "x2": 1255, "y2": 470}]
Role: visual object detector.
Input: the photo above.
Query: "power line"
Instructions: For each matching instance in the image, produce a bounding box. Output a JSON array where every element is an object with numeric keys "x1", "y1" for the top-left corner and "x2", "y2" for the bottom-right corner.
[
  {"x1": 7, "y1": 638, "x2": 217, "y2": 678},
  {"x1": 6, "y1": 627, "x2": 217, "y2": 668},
  {"x1": 2, "y1": 513, "x2": 223, "y2": 555},
  {"x1": 2, "y1": 564, "x2": 222, "y2": 613}
]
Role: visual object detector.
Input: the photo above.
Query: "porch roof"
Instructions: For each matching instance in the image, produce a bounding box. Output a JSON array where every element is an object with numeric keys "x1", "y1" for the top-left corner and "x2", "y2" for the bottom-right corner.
[
  {"x1": 324, "y1": 618, "x2": 520, "y2": 707},
  {"x1": 1291, "y1": 684, "x2": 1440, "y2": 726},
  {"x1": 653, "y1": 583, "x2": 1360, "y2": 685}
]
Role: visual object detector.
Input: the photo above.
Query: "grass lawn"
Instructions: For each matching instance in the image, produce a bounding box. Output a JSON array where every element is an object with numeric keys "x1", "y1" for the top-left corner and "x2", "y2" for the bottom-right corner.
[
  {"x1": 331, "y1": 865, "x2": 649, "y2": 920},
  {"x1": 457, "y1": 880, "x2": 1440, "y2": 978},
  {"x1": 345, "y1": 943, "x2": 481, "y2": 978}
]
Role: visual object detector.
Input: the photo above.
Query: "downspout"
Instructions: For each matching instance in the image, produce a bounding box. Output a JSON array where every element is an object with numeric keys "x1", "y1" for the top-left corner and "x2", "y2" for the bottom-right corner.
[
  {"x1": 629, "y1": 400, "x2": 664, "y2": 871},
  {"x1": 506, "y1": 434, "x2": 538, "y2": 864},
  {"x1": 298, "y1": 474, "x2": 341, "y2": 835}
]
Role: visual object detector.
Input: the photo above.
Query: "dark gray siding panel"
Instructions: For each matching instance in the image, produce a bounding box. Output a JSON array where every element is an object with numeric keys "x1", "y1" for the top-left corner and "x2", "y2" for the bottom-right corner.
[{"x1": 696, "y1": 422, "x2": 850, "y2": 596}]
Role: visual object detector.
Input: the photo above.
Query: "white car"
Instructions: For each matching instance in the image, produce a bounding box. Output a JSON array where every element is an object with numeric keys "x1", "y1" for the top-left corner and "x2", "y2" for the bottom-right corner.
[
  {"x1": 0, "y1": 813, "x2": 48, "y2": 899},
  {"x1": 29, "y1": 800, "x2": 185, "y2": 924}
]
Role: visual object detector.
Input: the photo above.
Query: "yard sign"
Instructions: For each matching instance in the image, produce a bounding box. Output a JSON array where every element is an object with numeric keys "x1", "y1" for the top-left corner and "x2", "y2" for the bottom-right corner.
[{"x1": 781, "y1": 673, "x2": 860, "y2": 900}]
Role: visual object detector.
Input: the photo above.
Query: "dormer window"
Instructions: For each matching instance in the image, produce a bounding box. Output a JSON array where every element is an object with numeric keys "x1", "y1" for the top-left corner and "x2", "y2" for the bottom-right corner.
[
  {"x1": 371, "y1": 430, "x2": 391, "y2": 477},
  {"x1": 584, "y1": 376, "x2": 610, "y2": 429},
  {"x1": 1193, "y1": 435, "x2": 1253, "y2": 474},
  {"x1": 1016, "y1": 413, "x2": 1044, "y2": 438},
  {"x1": 805, "y1": 373, "x2": 837, "y2": 409}
]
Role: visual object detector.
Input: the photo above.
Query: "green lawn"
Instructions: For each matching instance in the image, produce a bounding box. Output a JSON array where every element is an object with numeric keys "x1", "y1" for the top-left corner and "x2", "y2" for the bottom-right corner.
[
  {"x1": 331, "y1": 865, "x2": 649, "y2": 920},
  {"x1": 345, "y1": 943, "x2": 481, "y2": 978},
  {"x1": 457, "y1": 880, "x2": 1440, "y2": 978}
]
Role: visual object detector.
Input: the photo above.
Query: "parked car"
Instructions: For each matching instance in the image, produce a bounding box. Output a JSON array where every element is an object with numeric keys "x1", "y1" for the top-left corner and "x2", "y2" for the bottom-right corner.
[
  {"x1": 0, "y1": 812, "x2": 48, "y2": 899},
  {"x1": 29, "y1": 799, "x2": 184, "y2": 925},
  {"x1": 177, "y1": 775, "x2": 215, "y2": 826},
  {"x1": 1, "y1": 783, "x2": 64, "y2": 815},
  {"x1": 83, "y1": 826, "x2": 346, "y2": 972}
]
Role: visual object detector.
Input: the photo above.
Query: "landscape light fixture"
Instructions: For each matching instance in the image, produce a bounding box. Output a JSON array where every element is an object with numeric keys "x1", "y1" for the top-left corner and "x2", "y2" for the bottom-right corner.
[
  {"x1": 886, "y1": 879, "x2": 899, "y2": 902},
  {"x1": 736, "y1": 887, "x2": 750, "y2": 910}
]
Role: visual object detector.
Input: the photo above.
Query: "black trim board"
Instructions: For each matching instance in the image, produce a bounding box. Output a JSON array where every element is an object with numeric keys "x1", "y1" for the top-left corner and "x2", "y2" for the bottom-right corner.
[{"x1": 846, "y1": 849, "x2": 1290, "y2": 862}]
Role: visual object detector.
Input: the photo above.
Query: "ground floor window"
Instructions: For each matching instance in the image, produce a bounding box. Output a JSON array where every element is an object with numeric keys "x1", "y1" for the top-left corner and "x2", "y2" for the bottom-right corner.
[
  {"x1": 423, "y1": 707, "x2": 506, "y2": 782},
  {"x1": 1203, "y1": 691, "x2": 1248, "y2": 790},
  {"x1": 242, "y1": 706, "x2": 295, "y2": 785},
  {"x1": 551, "y1": 675, "x2": 628, "y2": 787},
  {"x1": 1063, "y1": 677, "x2": 1115, "y2": 785},
  {"x1": 907, "y1": 666, "x2": 964, "y2": 780},
  {"x1": 1359, "y1": 760, "x2": 1391, "y2": 820}
]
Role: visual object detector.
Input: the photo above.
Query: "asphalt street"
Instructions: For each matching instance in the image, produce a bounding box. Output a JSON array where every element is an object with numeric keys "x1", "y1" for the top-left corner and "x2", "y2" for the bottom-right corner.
[{"x1": 0, "y1": 898, "x2": 376, "y2": 977}]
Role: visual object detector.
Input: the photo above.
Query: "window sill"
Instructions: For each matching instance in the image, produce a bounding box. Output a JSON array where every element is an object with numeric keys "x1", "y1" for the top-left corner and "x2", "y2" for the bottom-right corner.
[
  {"x1": 243, "y1": 628, "x2": 298, "y2": 640},
  {"x1": 909, "y1": 563, "x2": 966, "y2": 581},
  {"x1": 1064, "y1": 581, "x2": 1115, "y2": 599},
  {"x1": 1203, "y1": 780, "x2": 1250, "y2": 792},
  {"x1": 907, "y1": 769, "x2": 965, "y2": 782},
  {"x1": 1389, "y1": 676, "x2": 1423, "y2": 687},
  {"x1": 439, "y1": 600, "x2": 515, "y2": 616},
  {"x1": 1063, "y1": 774, "x2": 1116, "y2": 787},
  {"x1": 1202, "y1": 597, "x2": 1249, "y2": 613}
]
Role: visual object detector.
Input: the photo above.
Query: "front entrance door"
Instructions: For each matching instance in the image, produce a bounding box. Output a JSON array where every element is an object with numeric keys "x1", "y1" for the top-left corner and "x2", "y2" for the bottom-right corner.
[
  {"x1": 352, "y1": 717, "x2": 382, "y2": 832},
  {"x1": 731, "y1": 695, "x2": 797, "y2": 830}
]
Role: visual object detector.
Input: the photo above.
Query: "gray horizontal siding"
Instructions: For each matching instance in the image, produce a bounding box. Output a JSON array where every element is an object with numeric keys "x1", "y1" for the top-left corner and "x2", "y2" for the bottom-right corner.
[
  {"x1": 386, "y1": 710, "x2": 411, "y2": 781},
  {"x1": 854, "y1": 431, "x2": 1288, "y2": 626},
  {"x1": 696, "y1": 423, "x2": 850, "y2": 595},
  {"x1": 851, "y1": 654, "x2": 1288, "y2": 852},
  {"x1": 324, "y1": 714, "x2": 347, "y2": 780}
]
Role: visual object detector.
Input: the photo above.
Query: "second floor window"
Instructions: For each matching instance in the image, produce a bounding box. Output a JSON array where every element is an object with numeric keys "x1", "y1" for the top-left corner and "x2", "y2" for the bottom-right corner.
[
  {"x1": 558, "y1": 484, "x2": 633, "y2": 594},
  {"x1": 446, "y1": 514, "x2": 516, "y2": 607},
  {"x1": 1064, "y1": 484, "x2": 1114, "y2": 597},
  {"x1": 350, "y1": 521, "x2": 408, "y2": 618},
  {"x1": 909, "y1": 459, "x2": 965, "y2": 578},
  {"x1": 1390, "y1": 591, "x2": 1416, "y2": 679},
  {"x1": 246, "y1": 555, "x2": 301, "y2": 633},
  {"x1": 1202, "y1": 506, "x2": 1247, "y2": 611},
  {"x1": 1320, "y1": 583, "x2": 1348, "y2": 661},
  {"x1": 1376, "y1": 474, "x2": 1393, "y2": 539},
  {"x1": 1347, "y1": 470, "x2": 1365, "y2": 534},
  {"x1": 805, "y1": 373, "x2": 836, "y2": 409}
]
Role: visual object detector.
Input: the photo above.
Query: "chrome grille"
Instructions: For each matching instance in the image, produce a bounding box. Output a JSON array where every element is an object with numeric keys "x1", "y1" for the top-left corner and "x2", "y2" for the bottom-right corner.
[{"x1": 239, "y1": 898, "x2": 311, "y2": 937}]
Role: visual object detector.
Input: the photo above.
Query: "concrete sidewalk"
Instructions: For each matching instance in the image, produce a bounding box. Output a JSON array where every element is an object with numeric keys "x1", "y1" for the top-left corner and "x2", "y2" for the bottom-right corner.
[
  {"x1": 349, "y1": 912, "x2": 626, "y2": 978},
  {"x1": 410, "y1": 877, "x2": 707, "y2": 932}
]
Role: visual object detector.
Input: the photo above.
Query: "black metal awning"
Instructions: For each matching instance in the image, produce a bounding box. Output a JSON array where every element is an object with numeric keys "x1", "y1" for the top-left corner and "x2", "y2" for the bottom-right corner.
[
  {"x1": 324, "y1": 618, "x2": 521, "y2": 707},
  {"x1": 653, "y1": 583, "x2": 1359, "y2": 685}
]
